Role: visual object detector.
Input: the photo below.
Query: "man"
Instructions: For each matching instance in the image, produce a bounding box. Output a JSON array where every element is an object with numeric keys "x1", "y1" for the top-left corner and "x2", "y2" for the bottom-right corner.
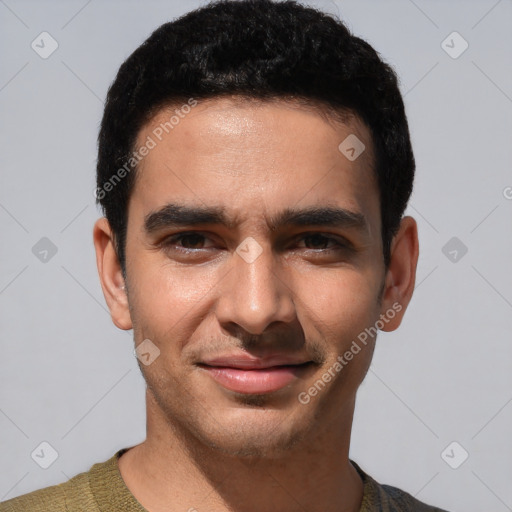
[{"x1": 0, "y1": 0, "x2": 450, "y2": 510}]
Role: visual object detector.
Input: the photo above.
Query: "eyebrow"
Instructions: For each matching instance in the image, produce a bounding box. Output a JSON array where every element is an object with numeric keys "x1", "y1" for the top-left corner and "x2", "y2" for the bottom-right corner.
[{"x1": 143, "y1": 203, "x2": 369, "y2": 236}]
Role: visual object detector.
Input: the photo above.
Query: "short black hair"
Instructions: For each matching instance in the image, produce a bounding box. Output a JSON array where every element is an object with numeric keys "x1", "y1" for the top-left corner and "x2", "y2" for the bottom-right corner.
[{"x1": 95, "y1": 0, "x2": 415, "y2": 276}]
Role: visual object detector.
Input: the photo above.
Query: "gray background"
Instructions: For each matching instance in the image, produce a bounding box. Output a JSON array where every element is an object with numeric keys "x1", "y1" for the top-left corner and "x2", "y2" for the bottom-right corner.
[{"x1": 1, "y1": 1, "x2": 511, "y2": 510}]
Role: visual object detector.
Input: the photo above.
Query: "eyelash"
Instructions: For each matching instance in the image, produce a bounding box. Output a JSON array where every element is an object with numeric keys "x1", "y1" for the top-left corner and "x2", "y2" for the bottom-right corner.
[{"x1": 160, "y1": 231, "x2": 350, "y2": 254}]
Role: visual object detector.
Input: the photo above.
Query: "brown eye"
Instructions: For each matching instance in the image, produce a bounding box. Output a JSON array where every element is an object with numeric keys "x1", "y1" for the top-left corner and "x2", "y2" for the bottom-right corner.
[
  {"x1": 302, "y1": 234, "x2": 334, "y2": 250},
  {"x1": 172, "y1": 233, "x2": 207, "y2": 249},
  {"x1": 161, "y1": 232, "x2": 215, "y2": 253},
  {"x1": 296, "y1": 233, "x2": 349, "y2": 252}
]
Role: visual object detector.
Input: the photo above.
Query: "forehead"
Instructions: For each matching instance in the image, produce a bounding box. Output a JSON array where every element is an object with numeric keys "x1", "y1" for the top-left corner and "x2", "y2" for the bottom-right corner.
[{"x1": 129, "y1": 97, "x2": 379, "y2": 235}]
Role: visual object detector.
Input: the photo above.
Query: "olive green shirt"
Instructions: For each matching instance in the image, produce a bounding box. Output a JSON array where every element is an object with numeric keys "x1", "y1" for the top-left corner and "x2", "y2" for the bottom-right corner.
[{"x1": 0, "y1": 449, "x2": 448, "y2": 511}]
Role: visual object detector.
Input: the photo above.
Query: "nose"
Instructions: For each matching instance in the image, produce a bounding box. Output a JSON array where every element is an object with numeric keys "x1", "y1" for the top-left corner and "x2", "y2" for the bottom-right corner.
[{"x1": 214, "y1": 240, "x2": 296, "y2": 335}]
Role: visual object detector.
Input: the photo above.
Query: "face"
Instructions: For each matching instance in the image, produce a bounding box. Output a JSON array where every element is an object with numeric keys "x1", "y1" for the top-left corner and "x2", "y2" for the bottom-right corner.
[{"x1": 94, "y1": 97, "x2": 417, "y2": 459}]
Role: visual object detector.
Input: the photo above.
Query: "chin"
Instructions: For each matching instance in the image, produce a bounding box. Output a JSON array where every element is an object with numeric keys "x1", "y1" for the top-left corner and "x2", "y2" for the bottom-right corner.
[
  {"x1": 146, "y1": 373, "x2": 326, "y2": 459},
  {"x1": 186, "y1": 406, "x2": 314, "y2": 460}
]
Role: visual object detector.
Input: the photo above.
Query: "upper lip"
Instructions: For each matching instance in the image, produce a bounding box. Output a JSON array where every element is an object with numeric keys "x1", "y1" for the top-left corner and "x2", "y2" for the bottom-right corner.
[{"x1": 199, "y1": 353, "x2": 312, "y2": 370}]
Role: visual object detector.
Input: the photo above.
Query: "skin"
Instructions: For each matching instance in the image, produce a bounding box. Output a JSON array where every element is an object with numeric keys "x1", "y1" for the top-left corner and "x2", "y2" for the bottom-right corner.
[{"x1": 93, "y1": 97, "x2": 419, "y2": 512}]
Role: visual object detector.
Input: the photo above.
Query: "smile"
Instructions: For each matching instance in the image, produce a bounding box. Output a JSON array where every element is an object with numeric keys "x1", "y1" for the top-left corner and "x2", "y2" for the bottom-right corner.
[{"x1": 198, "y1": 363, "x2": 314, "y2": 394}]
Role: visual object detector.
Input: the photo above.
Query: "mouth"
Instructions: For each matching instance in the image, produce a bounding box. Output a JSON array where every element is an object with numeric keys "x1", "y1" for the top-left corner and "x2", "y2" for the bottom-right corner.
[{"x1": 197, "y1": 361, "x2": 315, "y2": 394}]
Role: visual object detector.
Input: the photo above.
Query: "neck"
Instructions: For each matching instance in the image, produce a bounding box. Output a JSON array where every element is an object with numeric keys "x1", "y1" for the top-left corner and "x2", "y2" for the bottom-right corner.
[{"x1": 118, "y1": 390, "x2": 363, "y2": 512}]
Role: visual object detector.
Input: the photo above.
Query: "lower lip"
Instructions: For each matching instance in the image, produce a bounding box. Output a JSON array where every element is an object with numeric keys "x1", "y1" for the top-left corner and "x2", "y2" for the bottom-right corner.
[{"x1": 200, "y1": 364, "x2": 311, "y2": 394}]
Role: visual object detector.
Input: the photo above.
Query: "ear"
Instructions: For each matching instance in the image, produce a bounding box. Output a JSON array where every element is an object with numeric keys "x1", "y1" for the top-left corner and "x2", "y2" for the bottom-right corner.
[
  {"x1": 379, "y1": 216, "x2": 419, "y2": 332},
  {"x1": 93, "y1": 217, "x2": 133, "y2": 330}
]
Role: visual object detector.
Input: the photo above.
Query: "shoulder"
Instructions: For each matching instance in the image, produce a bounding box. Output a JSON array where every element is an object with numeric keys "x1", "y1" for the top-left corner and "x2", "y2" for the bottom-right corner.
[
  {"x1": 0, "y1": 471, "x2": 90, "y2": 512},
  {"x1": 376, "y1": 483, "x2": 449, "y2": 512},
  {"x1": 0, "y1": 450, "x2": 120, "y2": 512},
  {"x1": 352, "y1": 460, "x2": 450, "y2": 512}
]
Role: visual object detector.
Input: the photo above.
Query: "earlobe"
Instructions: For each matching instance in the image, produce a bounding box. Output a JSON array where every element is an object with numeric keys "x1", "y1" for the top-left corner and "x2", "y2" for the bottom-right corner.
[
  {"x1": 379, "y1": 216, "x2": 419, "y2": 332},
  {"x1": 93, "y1": 217, "x2": 133, "y2": 330}
]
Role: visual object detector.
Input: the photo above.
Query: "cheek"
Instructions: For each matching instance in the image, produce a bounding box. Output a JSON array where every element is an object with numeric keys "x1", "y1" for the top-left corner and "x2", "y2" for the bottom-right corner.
[
  {"x1": 127, "y1": 257, "x2": 221, "y2": 340},
  {"x1": 294, "y1": 268, "x2": 380, "y2": 348}
]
